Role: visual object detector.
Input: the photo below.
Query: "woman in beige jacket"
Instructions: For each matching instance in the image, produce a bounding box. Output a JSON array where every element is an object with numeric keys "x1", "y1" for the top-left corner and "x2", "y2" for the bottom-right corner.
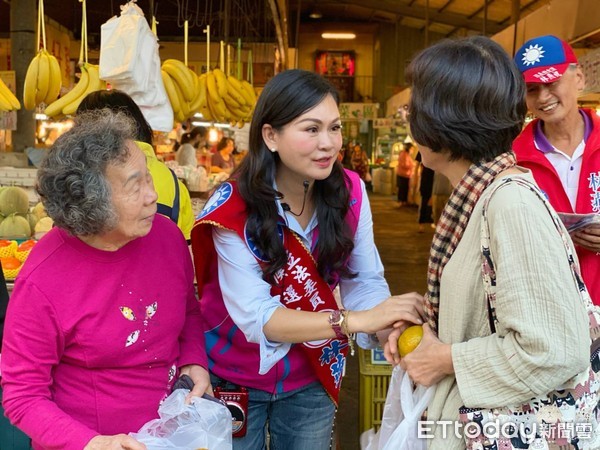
[{"x1": 384, "y1": 36, "x2": 597, "y2": 450}]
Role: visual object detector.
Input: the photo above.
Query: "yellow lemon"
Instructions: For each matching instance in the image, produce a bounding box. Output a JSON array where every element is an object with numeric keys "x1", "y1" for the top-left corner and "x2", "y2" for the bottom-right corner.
[{"x1": 397, "y1": 325, "x2": 423, "y2": 357}]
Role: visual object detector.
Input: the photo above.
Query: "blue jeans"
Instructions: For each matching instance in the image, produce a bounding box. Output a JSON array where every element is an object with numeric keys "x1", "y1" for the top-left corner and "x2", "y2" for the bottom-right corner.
[{"x1": 211, "y1": 375, "x2": 336, "y2": 450}]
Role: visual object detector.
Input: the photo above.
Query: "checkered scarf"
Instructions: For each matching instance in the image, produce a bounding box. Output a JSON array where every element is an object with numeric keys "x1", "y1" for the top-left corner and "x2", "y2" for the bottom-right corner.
[{"x1": 423, "y1": 151, "x2": 517, "y2": 332}]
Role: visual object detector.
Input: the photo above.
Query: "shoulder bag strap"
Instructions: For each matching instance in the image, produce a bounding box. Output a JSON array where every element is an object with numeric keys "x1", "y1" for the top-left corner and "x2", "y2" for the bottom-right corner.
[{"x1": 480, "y1": 177, "x2": 591, "y2": 333}]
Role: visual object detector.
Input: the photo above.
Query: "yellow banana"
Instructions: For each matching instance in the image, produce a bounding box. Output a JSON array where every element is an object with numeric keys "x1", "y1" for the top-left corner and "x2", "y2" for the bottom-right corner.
[
  {"x1": 227, "y1": 74, "x2": 243, "y2": 91},
  {"x1": 223, "y1": 91, "x2": 242, "y2": 110},
  {"x1": 208, "y1": 94, "x2": 228, "y2": 122},
  {"x1": 241, "y1": 80, "x2": 257, "y2": 104},
  {"x1": 35, "y1": 51, "x2": 50, "y2": 105},
  {"x1": 23, "y1": 53, "x2": 40, "y2": 110},
  {"x1": 206, "y1": 71, "x2": 222, "y2": 105},
  {"x1": 205, "y1": 96, "x2": 221, "y2": 122},
  {"x1": 213, "y1": 68, "x2": 228, "y2": 98},
  {"x1": 163, "y1": 59, "x2": 195, "y2": 82},
  {"x1": 198, "y1": 79, "x2": 214, "y2": 122},
  {"x1": 44, "y1": 52, "x2": 62, "y2": 105},
  {"x1": 0, "y1": 79, "x2": 20, "y2": 110},
  {"x1": 161, "y1": 70, "x2": 182, "y2": 119},
  {"x1": 44, "y1": 65, "x2": 89, "y2": 118},
  {"x1": 189, "y1": 74, "x2": 207, "y2": 114},
  {"x1": 237, "y1": 120, "x2": 245, "y2": 129},
  {"x1": 171, "y1": 79, "x2": 190, "y2": 121},
  {"x1": 161, "y1": 60, "x2": 195, "y2": 102},
  {"x1": 226, "y1": 75, "x2": 247, "y2": 107},
  {"x1": 227, "y1": 104, "x2": 251, "y2": 122},
  {"x1": 0, "y1": 88, "x2": 12, "y2": 111},
  {"x1": 199, "y1": 103, "x2": 214, "y2": 122},
  {"x1": 63, "y1": 63, "x2": 102, "y2": 116}
]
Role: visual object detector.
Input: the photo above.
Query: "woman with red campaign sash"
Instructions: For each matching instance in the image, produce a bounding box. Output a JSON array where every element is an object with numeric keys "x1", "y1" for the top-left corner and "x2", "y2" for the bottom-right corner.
[{"x1": 191, "y1": 69, "x2": 423, "y2": 450}]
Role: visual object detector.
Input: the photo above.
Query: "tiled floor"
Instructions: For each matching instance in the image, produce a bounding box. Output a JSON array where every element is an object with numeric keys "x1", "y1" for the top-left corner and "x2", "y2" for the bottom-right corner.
[{"x1": 336, "y1": 192, "x2": 434, "y2": 450}]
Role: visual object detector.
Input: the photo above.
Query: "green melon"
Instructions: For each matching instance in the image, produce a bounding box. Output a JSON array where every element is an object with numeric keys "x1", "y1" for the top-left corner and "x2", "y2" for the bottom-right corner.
[
  {"x1": 34, "y1": 217, "x2": 54, "y2": 233},
  {"x1": 18, "y1": 212, "x2": 39, "y2": 234},
  {"x1": 32, "y1": 201, "x2": 47, "y2": 220},
  {"x1": 0, "y1": 187, "x2": 30, "y2": 216},
  {"x1": 0, "y1": 214, "x2": 31, "y2": 238}
]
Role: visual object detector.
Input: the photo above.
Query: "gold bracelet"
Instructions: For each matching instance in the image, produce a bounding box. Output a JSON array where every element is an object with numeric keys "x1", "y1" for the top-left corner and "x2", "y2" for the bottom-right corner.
[{"x1": 341, "y1": 310, "x2": 355, "y2": 356}]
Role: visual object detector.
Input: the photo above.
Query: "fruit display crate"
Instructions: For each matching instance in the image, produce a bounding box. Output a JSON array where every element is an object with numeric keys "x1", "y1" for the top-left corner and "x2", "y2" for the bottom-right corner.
[{"x1": 358, "y1": 347, "x2": 393, "y2": 434}]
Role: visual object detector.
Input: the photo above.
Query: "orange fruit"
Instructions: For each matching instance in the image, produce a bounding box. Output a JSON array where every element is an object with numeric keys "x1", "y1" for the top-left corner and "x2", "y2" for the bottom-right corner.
[
  {"x1": 1, "y1": 256, "x2": 22, "y2": 270},
  {"x1": 397, "y1": 325, "x2": 423, "y2": 357},
  {"x1": 17, "y1": 240, "x2": 36, "y2": 251}
]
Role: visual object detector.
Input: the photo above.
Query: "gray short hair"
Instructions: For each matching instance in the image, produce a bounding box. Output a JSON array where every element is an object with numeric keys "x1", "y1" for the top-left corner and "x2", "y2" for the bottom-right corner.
[{"x1": 37, "y1": 109, "x2": 137, "y2": 236}]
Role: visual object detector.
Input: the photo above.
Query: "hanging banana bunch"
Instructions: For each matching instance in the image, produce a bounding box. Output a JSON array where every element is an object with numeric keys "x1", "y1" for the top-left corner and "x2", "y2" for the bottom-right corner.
[
  {"x1": 203, "y1": 40, "x2": 256, "y2": 127},
  {"x1": 160, "y1": 20, "x2": 205, "y2": 124},
  {"x1": 44, "y1": 0, "x2": 105, "y2": 118},
  {"x1": 160, "y1": 25, "x2": 257, "y2": 127},
  {"x1": 22, "y1": 0, "x2": 61, "y2": 110}
]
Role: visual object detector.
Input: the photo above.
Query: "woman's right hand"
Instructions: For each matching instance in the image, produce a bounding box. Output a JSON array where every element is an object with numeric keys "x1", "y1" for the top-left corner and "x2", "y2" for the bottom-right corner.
[
  {"x1": 351, "y1": 292, "x2": 424, "y2": 335},
  {"x1": 84, "y1": 435, "x2": 146, "y2": 450}
]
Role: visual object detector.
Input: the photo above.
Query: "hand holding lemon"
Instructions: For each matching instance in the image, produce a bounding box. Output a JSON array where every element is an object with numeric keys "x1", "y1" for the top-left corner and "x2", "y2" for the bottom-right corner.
[
  {"x1": 394, "y1": 324, "x2": 454, "y2": 387},
  {"x1": 397, "y1": 325, "x2": 423, "y2": 357}
]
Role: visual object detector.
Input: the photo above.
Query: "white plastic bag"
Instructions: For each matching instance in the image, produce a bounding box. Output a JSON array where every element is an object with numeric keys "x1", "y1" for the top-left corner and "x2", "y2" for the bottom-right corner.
[
  {"x1": 99, "y1": 1, "x2": 173, "y2": 131},
  {"x1": 99, "y1": 2, "x2": 155, "y2": 95},
  {"x1": 129, "y1": 389, "x2": 233, "y2": 450},
  {"x1": 361, "y1": 365, "x2": 435, "y2": 450}
]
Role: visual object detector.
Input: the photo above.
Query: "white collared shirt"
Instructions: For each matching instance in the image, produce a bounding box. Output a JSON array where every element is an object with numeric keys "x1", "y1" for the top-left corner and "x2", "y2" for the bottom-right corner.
[{"x1": 540, "y1": 140, "x2": 585, "y2": 210}]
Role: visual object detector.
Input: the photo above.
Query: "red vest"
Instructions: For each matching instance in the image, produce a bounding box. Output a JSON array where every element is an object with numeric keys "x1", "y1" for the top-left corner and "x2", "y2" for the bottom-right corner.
[
  {"x1": 191, "y1": 170, "x2": 363, "y2": 404},
  {"x1": 513, "y1": 109, "x2": 600, "y2": 305}
]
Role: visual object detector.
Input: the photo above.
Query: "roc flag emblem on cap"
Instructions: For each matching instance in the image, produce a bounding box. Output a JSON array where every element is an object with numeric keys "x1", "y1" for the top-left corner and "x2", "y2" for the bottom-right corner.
[{"x1": 514, "y1": 35, "x2": 578, "y2": 84}]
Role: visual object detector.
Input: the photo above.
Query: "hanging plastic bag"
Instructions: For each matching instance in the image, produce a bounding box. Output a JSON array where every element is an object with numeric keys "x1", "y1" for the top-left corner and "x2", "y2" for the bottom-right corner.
[
  {"x1": 129, "y1": 389, "x2": 233, "y2": 450},
  {"x1": 361, "y1": 365, "x2": 435, "y2": 450},
  {"x1": 99, "y1": 1, "x2": 173, "y2": 131},
  {"x1": 99, "y1": 3, "x2": 149, "y2": 88}
]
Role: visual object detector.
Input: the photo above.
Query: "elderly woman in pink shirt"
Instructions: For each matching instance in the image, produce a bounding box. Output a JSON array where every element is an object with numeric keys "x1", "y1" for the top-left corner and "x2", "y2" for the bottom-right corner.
[{"x1": 1, "y1": 109, "x2": 210, "y2": 450}]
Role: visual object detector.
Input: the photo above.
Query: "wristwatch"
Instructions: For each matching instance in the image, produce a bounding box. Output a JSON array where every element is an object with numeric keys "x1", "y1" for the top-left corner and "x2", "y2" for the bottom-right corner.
[{"x1": 328, "y1": 309, "x2": 346, "y2": 340}]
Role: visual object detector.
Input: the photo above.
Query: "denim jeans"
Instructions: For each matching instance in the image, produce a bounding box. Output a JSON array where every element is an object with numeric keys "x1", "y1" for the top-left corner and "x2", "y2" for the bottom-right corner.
[{"x1": 211, "y1": 375, "x2": 336, "y2": 450}]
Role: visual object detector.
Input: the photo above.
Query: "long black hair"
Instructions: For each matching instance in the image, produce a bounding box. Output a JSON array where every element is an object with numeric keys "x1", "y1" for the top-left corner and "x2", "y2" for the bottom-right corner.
[{"x1": 233, "y1": 69, "x2": 355, "y2": 284}]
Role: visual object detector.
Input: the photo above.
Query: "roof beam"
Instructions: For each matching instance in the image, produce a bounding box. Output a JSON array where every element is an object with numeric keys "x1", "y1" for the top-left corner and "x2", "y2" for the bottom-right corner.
[
  {"x1": 446, "y1": 0, "x2": 541, "y2": 37},
  {"x1": 499, "y1": 0, "x2": 546, "y2": 26},
  {"x1": 334, "y1": 0, "x2": 503, "y2": 33}
]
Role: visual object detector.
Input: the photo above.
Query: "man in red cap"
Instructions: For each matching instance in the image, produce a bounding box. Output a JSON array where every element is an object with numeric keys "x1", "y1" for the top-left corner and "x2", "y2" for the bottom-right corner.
[{"x1": 513, "y1": 35, "x2": 600, "y2": 305}]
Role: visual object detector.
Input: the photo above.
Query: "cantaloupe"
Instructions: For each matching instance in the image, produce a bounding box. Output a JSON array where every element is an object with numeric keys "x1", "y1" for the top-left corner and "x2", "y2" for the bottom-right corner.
[
  {"x1": 0, "y1": 214, "x2": 31, "y2": 238},
  {"x1": 0, "y1": 187, "x2": 30, "y2": 216}
]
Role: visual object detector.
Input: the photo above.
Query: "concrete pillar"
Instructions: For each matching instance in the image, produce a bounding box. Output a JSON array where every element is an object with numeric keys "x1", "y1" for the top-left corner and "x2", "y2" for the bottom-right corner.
[{"x1": 10, "y1": 0, "x2": 37, "y2": 154}]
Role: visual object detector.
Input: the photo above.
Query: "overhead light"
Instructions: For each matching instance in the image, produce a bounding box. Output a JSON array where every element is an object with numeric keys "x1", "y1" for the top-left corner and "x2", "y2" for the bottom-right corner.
[
  {"x1": 321, "y1": 32, "x2": 356, "y2": 40},
  {"x1": 309, "y1": 10, "x2": 322, "y2": 19},
  {"x1": 192, "y1": 121, "x2": 231, "y2": 129}
]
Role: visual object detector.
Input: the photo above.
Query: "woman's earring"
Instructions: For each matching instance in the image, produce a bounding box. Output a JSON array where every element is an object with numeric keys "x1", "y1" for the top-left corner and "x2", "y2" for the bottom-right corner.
[{"x1": 270, "y1": 148, "x2": 277, "y2": 153}]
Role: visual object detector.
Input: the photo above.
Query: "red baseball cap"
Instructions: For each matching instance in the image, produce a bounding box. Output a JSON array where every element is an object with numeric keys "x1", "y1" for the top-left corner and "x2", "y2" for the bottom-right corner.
[{"x1": 514, "y1": 35, "x2": 578, "y2": 84}]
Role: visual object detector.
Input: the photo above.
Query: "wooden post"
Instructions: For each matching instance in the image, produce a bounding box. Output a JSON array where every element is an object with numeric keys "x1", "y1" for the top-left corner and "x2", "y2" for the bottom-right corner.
[{"x1": 10, "y1": 0, "x2": 36, "y2": 153}]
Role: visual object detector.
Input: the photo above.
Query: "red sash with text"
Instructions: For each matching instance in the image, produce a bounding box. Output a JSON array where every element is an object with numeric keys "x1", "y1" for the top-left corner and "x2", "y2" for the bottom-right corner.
[{"x1": 266, "y1": 227, "x2": 349, "y2": 404}]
